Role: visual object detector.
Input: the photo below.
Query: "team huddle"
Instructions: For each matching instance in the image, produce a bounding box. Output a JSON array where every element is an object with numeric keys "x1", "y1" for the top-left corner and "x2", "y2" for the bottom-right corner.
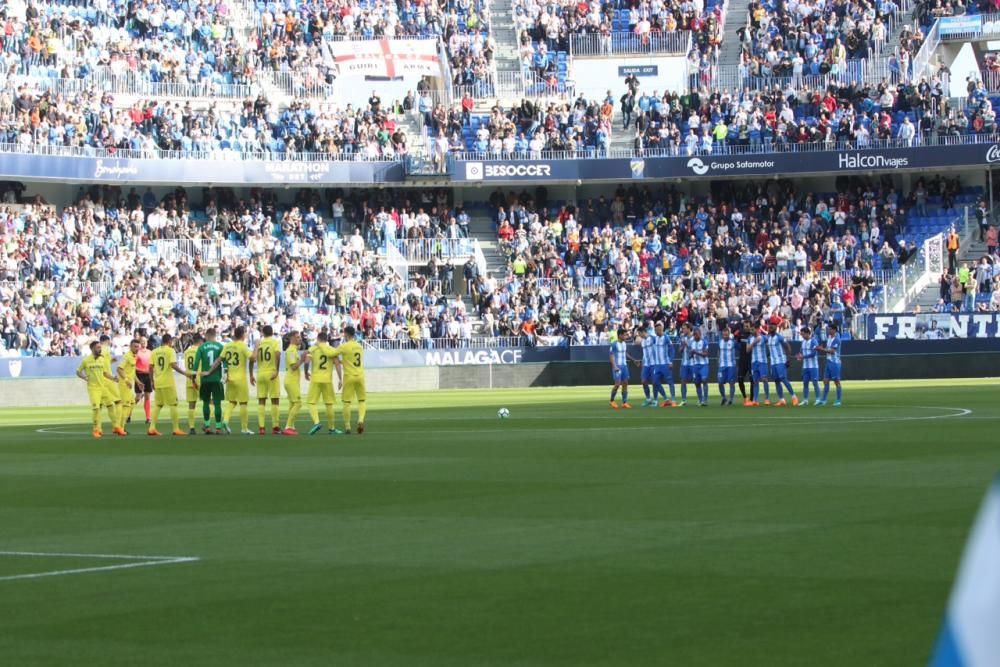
[
  {"x1": 75, "y1": 326, "x2": 369, "y2": 438},
  {"x1": 609, "y1": 322, "x2": 844, "y2": 409}
]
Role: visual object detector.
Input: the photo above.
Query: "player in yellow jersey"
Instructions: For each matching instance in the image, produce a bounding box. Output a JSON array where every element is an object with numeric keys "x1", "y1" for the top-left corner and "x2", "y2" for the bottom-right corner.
[
  {"x1": 249, "y1": 325, "x2": 282, "y2": 435},
  {"x1": 203, "y1": 325, "x2": 253, "y2": 435},
  {"x1": 114, "y1": 338, "x2": 141, "y2": 434},
  {"x1": 76, "y1": 340, "x2": 119, "y2": 438},
  {"x1": 306, "y1": 330, "x2": 342, "y2": 435},
  {"x1": 98, "y1": 334, "x2": 125, "y2": 436},
  {"x1": 281, "y1": 331, "x2": 307, "y2": 435},
  {"x1": 182, "y1": 332, "x2": 203, "y2": 435},
  {"x1": 331, "y1": 325, "x2": 367, "y2": 435},
  {"x1": 148, "y1": 333, "x2": 194, "y2": 436}
]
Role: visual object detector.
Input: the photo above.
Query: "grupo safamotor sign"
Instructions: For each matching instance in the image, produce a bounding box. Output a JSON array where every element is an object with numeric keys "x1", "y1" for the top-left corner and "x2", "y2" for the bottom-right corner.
[{"x1": 455, "y1": 141, "x2": 1000, "y2": 183}]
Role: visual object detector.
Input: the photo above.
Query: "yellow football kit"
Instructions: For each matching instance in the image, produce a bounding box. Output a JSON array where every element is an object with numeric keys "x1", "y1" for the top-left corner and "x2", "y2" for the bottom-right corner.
[{"x1": 331, "y1": 339, "x2": 367, "y2": 431}]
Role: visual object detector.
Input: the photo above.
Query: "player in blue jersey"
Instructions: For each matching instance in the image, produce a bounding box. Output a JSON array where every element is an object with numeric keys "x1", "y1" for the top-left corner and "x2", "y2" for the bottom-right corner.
[
  {"x1": 746, "y1": 324, "x2": 771, "y2": 406},
  {"x1": 796, "y1": 327, "x2": 821, "y2": 406},
  {"x1": 716, "y1": 326, "x2": 738, "y2": 406},
  {"x1": 652, "y1": 321, "x2": 676, "y2": 407},
  {"x1": 676, "y1": 323, "x2": 694, "y2": 406},
  {"x1": 609, "y1": 328, "x2": 639, "y2": 409},
  {"x1": 637, "y1": 325, "x2": 658, "y2": 407},
  {"x1": 687, "y1": 327, "x2": 711, "y2": 406},
  {"x1": 766, "y1": 323, "x2": 799, "y2": 406},
  {"x1": 816, "y1": 324, "x2": 844, "y2": 406}
]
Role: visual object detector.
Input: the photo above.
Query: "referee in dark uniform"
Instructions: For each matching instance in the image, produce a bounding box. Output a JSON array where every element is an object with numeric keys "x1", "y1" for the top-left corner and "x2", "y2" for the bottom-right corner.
[{"x1": 734, "y1": 320, "x2": 754, "y2": 405}]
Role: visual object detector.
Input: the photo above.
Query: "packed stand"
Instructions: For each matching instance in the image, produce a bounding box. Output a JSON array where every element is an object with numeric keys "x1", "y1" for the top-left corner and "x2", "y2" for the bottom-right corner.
[
  {"x1": 426, "y1": 92, "x2": 616, "y2": 162},
  {"x1": 471, "y1": 178, "x2": 963, "y2": 343},
  {"x1": 251, "y1": 0, "x2": 495, "y2": 95},
  {"x1": 612, "y1": 80, "x2": 987, "y2": 156},
  {"x1": 6, "y1": 0, "x2": 257, "y2": 93},
  {"x1": 0, "y1": 183, "x2": 479, "y2": 356},
  {"x1": 0, "y1": 80, "x2": 409, "y2": 159},
  {"x1": 736, "y1": 0, "x2": 899, "y2": 81}
]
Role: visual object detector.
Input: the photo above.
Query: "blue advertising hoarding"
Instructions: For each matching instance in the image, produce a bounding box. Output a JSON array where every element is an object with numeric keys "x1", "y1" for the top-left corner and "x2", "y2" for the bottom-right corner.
[
  {"x1": 0, "y1": 153, "x2": 406, "y2": 186},
  {"x1": 939, "y1": 15, "x2": 983, "y2": 37},
  {"x1": 454, "y1": 141, "x2": 1000, "y2": 184}
]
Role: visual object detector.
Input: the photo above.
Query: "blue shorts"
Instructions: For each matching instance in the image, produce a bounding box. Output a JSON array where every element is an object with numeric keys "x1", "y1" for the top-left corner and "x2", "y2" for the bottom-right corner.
[
  {"x1": 802, "y1": 368, "x2": 819, "y2": 383},
  {"x1": 770, "y1": 364, "x2": 788, "y2": 381},
  {"x1": 653, "y1": 365, "x2": 672, "y2": 383},
  {"x1": 612, "y1": 367, "x2": 631, "y2": 383},
  {"x1": 751, "y1": 362, "x2": 769, "y2": 382},
  {"x1": 824, "y1": 363, "x2": 842, "y2": 381},
  {"x1": 718, "y1": 366, "x2": 737, "y2": 383},
  {"x1": 691, "y1": 365, "x2": 708, "y2": 383},
  {"x1": 680, "y1": 364, "x2": 693, "y2": 381},
  {"x1": 640, "y1": 365, "x2": 655, "y2": 383}
]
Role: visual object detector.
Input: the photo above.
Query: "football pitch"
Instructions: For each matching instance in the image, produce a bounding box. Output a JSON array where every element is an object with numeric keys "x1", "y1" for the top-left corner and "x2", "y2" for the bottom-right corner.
[{"x1": 1, "y1": 379, "x2": 998, "y2": 666}]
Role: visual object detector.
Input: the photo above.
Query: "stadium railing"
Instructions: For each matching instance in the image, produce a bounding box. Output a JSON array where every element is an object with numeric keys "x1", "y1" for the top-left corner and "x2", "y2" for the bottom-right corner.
[
  {"x1": 0, "y1": 143, "x2": 402, "y2": 163},
  {"x1": 390, "y1": 239, "x2": 477, "y2": 263},
  {"x1": 569, "y1": 31, "x2": 691, "y2": 57},
  {"x1": 708, "y1": 58, "x2": 893, "y2": 91},
  {"x1": 2, "y1": 71, "x2": 256, "y2": 100},
  {"x1": 446, "y1": 131, "x2": 1000, "y2": 163},
  {"x1": 911, "y1": 19, "x2": 941, "y2": 82}
]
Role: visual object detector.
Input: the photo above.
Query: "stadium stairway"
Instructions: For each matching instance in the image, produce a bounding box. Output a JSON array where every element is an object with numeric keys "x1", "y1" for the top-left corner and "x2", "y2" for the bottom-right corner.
[
  {"x1": 716, "y1": 0, "x2": 752, "y2": 73},
  {"x1": 490, "y1": 0, "x2": 524, "y2": 84}
]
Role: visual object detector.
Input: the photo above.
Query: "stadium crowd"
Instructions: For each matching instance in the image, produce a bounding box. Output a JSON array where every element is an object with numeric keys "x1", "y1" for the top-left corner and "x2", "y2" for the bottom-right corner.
[
  {"x1": 0, "y1": 80, "x2": 410, "y2": 158},
  {"x1": 0, "y1": 183, "x2": 483, "y2": 357},
  {"x1": 736, "y1": 0, "x2": 899, "y2": 80},
  {"x1": 471, "y1": 177, "x2": 1000, "y2": 344}
]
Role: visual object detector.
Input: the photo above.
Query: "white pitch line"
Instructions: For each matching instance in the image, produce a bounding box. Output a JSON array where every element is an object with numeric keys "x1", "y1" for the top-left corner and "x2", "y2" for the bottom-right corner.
[{"x1": 0, "y1": 551, "x2": 200, "y2": 582}]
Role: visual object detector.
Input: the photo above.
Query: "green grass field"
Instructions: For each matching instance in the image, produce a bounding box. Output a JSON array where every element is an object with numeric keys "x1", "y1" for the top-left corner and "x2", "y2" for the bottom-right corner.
[{"x1": 1, "y1": 380, "x2": 998, "y2": 666}]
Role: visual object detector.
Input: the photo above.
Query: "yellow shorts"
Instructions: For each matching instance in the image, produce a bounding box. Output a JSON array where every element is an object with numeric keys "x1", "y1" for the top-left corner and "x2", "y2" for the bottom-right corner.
[
  {"x1": 306, "y1": 382, "x2": 335, "y2": 404},
  {"x1": 284, "y1": 379, "x2": 301, "y2": 404},
  {"x1": 342, "y1": 377, "x2": 367, "y2": 403},
  {"x1": 226, "y1": 379, "x2": 249, "y2": 403},
  {"x1": 119, "y1": 382, "x2": 136, "y2": 406},
  {"x1": 257, "y1": 377, "x2": 280, "y2": 400},
  {"x1": 186, "y1": 383, "x2": 199, "y2": 404},
  {"x1": 101, "y1": 380, "x2": 120, "y2": 404},
  {"x1": 86, "y1": 385, "x2": 104, "y2": 409},
  {"x1": 155, "y1": 387, "x2": 178, "y2": 408}
]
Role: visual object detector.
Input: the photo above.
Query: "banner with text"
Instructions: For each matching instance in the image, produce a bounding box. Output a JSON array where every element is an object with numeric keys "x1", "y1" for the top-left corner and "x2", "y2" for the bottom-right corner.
[
  {"x1": 865, "y1": 313, "x2": 1000, "y2": 340},
  {"x1": 327, "y1": 39, "x2": 440, "y2": 79}
]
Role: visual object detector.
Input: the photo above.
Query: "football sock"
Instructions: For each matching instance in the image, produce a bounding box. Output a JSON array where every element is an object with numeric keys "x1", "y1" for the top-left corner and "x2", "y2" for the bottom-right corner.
[
  {"x1": 144, "y1": 397, "x2": 151, "y2": 420},
  {"x1": 308, "y1": 402, "x2": 320, "y2": 425},
  {"x1": 342, "y1": 401, "x2": 352, "y2": 431},
  {"x1": 610, "y1": 387, "x2": 618, "y2": 401},
  {"x1": 718, "y1": 383, "x2": 725, "y2": 399},
  {"x1": 213, "y1": 397, "x2": 223, "y2": 423},
  {"x1": 775, "y1": 383, "x2": 784, "y2": 399},
  {"x1": 652, "y1": 380, "x2": 664, "y2": 399},
  {"x1": 258, "y1": 402, "x2": 266, "y2": 430},
  {"x1": 763, "y1": 383, "x2": 770, "y2": 400},
  {"x1": 286, "y1": 401, "x2": 301, "y2": 429},
  {"x1": 271, "y1": 403, "x2": 279, "y2": 428},
  {"x1": 188, "y1": 406, "x2": 196, "y2": 430},
  {"x1": 643, "y1": 384, "x2": 650, "y2": 399},
  {"x1": 836, "y1": 385, "x2": 842, "y2": 401},
  {"x1": 202, "y1": 400, "x2": 211, "y2": 425},
  {"x1": 170, "y1": 405, "x2": 180, "y2": 432},
  {"x1": 107, "y1": 404, "x2": 119, "y2": 426},
  {"x1": 239, "y1": 404, "x2": 249, "y2": 432},
  {"x1": 223, "y1": 402, "x2": 234, "y2": 424},
  {"x1": 802, "y1": 382, "x2": 809, "y2": 399},
  {"x1": 729, "y1": 384, "x2": 736, "y2": 402},
  {"x1": 151, "y1": 404, "x2": 162, "y2": 429},
  {"x1": 91, "y1": 406, "x2": 100, "y2": 431},
  {"x1": 358, "y1": 400, "x2": 366, "y2": 424},
  {"x1": 738, "y1": 380, "x2": 747, "y2": 398},
  {"x1": 822, "y1": 384, "x2": 830, "y2": 401},
  {"x1": 681, "y1": 384, "x2": 687, "y2": 401},
  {"x1": 621, "y1": 389, "x2": 628, "y2": 404},
  {"x1": 325, "y1": 402, "x2": 336, "y2": 429}
]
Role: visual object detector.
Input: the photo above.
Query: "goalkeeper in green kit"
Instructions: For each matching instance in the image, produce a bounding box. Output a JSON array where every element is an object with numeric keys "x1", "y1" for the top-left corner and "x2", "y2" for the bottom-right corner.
[{"x1": 193, "y1": 327, "x2": 226, "y2": 434}]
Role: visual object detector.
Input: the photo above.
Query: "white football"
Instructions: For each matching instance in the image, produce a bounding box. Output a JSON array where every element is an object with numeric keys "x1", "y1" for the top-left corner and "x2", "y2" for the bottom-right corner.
[{"x1": 497, "y1": 408, "x2": 510, "y2": 419}]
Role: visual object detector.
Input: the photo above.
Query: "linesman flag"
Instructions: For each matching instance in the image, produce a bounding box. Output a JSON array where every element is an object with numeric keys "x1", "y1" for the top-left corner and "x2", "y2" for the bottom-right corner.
[{"x1": 931, "y1": 475, "x2": 1000, "y2": 667}]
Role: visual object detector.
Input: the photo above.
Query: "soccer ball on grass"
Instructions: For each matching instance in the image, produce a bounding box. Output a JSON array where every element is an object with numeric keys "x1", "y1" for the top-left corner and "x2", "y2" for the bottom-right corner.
[{"x1": 497, "y1": 408, "x2": 510, "y2": 419}]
